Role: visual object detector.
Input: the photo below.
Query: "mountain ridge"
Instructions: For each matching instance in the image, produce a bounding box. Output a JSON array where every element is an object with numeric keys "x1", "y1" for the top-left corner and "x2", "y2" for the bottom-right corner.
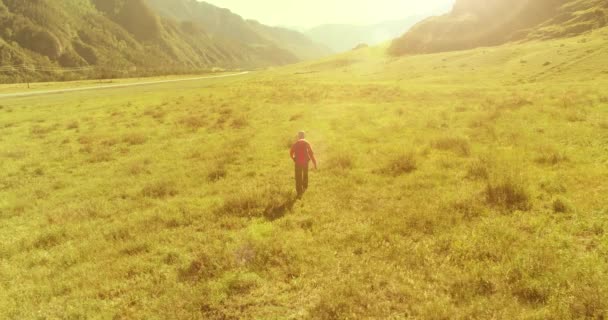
[
  {"x1": 145, "y1": 0, "x2": 332, "y2": 61},
  {"x1": 389, "y1": 0, "x2": 608, "y2": 55}
]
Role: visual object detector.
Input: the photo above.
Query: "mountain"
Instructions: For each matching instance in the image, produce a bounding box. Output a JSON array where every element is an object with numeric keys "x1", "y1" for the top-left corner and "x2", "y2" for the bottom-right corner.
[
  {"x1": 304, "y1": 18, "x2": 425, "y2": 53},
  {"x1": 389, "y1": 0, "x2": 608, "y2": 55},
  {"x1": 0, "y1": 0, "x2": 328, "y2": 82},
  {"x1": 246, "y1": 20, "x2": 332, "y2": 61},
  {"x1": 145, "y1": 0, "x2": 331, "y2": 61}
]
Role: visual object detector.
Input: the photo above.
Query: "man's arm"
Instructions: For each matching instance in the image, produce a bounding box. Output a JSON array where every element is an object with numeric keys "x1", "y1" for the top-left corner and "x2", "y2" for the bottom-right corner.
[
  {"x1": 307, "y1": 144, "x2": 317, "y2": 169},
  {"x1": 290, "y1": 144, "x2": 296, "y2": 161}
]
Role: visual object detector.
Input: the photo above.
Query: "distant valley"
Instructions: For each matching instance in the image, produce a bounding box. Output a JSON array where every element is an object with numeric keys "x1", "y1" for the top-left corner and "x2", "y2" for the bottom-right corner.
[{"x1": 299, "y1": 17, "x2": 426, "y2": 52}]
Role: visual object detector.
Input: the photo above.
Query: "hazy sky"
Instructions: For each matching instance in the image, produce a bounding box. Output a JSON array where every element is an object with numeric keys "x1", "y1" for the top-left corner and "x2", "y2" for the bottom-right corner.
[{"x1": 202, "y1": 0, "x2": 456, "y2": 27}]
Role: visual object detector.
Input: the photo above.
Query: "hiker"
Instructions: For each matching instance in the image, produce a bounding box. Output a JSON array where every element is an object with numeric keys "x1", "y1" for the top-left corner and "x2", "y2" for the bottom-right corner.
[{"x1": 290, "y1": 131, "x2": 317, "y2": 196}]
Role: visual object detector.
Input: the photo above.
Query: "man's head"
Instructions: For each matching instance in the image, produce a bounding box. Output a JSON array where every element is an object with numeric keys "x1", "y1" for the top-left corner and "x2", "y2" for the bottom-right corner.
[{"x1": 297, "y1": 131, "x2": 306, "y2": 140}]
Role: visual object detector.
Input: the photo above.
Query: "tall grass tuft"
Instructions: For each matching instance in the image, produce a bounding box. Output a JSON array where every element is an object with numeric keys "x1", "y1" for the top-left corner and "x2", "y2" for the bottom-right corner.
[
  {"x1": 141, "y1": 180, "x2": 178, "y2": 199},
  {"x1": 207, "y1": 166, "x2": 228, "y2": 182},
  {"x1": 378, "y1": 150, "x2": 418, "y2": 176},
  {"x1": 535, "y1": 146, "x2": 568, "y2": 165},
  {"x1": 178, "y1": 253, "x2": 221, "y2": 282},
  {"x1": 431, "y1": 136, "x2": 472, "y2": 156},
  {"x1": 122, "y1": 132, "x2": 148, "y2": 145},
  {"x1": 327, "y1": 151, "x2": 355, "y2": 172},
  {"x1": 552, "y1": 197, "x2": 573, "y2": 213},
  {"x1": 485, "y1": 172, "x2": 531, "y2": 211},
  {"x1": 466, "y1": 157, "x2": 490, "y2": 180},
  {"x1": 179, "y1": 115, "x2": 206, "y2": 130},
  {"x1": 219, "y1": 186, "x2": 295, "y2": 219}
]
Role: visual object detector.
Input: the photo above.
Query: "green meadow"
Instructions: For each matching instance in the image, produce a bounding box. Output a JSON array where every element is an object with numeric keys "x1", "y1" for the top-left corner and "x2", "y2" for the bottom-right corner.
[{"x1": 1, "y1": 28, "x2": 608, "y2": 319}]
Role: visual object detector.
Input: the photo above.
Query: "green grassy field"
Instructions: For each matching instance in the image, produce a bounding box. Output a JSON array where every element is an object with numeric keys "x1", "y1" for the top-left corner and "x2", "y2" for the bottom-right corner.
[{"x1": 1, "y1": 28, "x2": 608, "y2": 319}]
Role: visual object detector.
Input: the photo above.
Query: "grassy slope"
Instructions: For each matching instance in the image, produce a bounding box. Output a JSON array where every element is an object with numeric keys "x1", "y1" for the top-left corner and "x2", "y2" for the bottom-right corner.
[
  {"x1": 390, "y1": 0, "x2": 608, "y2": 55},
  {"x1": 1, "y1": 28, "x2": 608, "y2": 319}
]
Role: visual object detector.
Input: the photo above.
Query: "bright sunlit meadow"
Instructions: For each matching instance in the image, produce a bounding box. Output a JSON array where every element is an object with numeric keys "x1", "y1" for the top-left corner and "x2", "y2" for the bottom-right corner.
[{"x1": 1, "y1": 25, "x2": 607, "y2": 319}]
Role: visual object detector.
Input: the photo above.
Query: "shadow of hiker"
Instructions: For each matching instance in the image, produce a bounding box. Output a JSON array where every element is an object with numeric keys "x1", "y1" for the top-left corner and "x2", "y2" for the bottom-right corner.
[{"x1": 263, "y1": 194, "x2": 298, "y2": 221}]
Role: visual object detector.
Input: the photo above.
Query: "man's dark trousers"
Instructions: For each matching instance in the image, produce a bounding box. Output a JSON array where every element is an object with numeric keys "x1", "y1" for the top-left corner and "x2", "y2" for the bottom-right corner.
[{"x1": 295, "y1": 163, "x2": 309, "y2": 195}]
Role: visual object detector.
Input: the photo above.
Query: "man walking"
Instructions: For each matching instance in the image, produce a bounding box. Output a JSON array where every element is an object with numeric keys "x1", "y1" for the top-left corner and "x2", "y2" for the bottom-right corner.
[{"x1": 290, "y1": 131, "x2": 317, "y2": 197}]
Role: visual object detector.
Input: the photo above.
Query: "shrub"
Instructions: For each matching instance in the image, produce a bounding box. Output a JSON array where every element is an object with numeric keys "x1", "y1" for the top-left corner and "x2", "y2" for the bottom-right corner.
[
  {"x1": 215, "y1": 112, "x2": 231, "y2": 128},
  {"x1": 466, "y1": 158, "x2": 490, "y2": 180},
  {"x1": 431, "y1": 136, "x2": 472, "y2": 156},
  {"x1": 31, "y1": 125, "x2": 54, "y2": 136},
  {"x1": 179, "y1": 115, "x2": 205, "y2": 130},
  {"x1": 33, "y1": 167, "x2": 44, "y2": 176},
  {"x1": 566, "y1": 111, "x2": 586, "y2": 122},
  {"x1": 220, "y1": 272, "x2": 262, "y2": 296},
  {"x1": 567, "y1": 276, "x2": 608, "y2": 318},
  {"x1": 178, "y1": 253, "x2": 220, "y2": 282},
  {"x1": 120, "y1": 243, "x2": 149, "y2": 256},
  {"x1": 219, "y1": 186, "x2": 295, "y2": 219},
  {"x1": 127, "y1": 161, "x2": 149, "y2": 176},
  {"x1": 327, "y1": 152, "x2": 354, "y2": 171},
  {"x1": 535, "y1": 147, "x2": 568, "y2": 165},
  {"x1": 560, "y1": 93, "x2": 577, "y2": 109},
  {"x1": 144, "y1": 107, "x2": 166, "y2": 121},
  {"x1": 539, "y1": 178, "x2": 567, "y2": 194},
  {"x1": 451, "y1": 196, "x2": 484, "y2": 220},
  {"x1": 289, "y1": 113, "x2": 303, "y2": 121},
  {"x1": 499, "y1": 95, "x2": 532, "y2": 110},
  {"x1": 141, "y1": 180, "x2": 178, "y2": 198},
  {"x1": 122, "y1": 133, "x2": 148, "y2": 145},
  {"x1": 512, "y1": 282, "x2": 550, "y2": 305},
  {"x1": 230, "y1": 116, "x2": 248, "y2": 129},
  {"x1": 486, "y1": 173, "x2": 531, "y2": 211},
  {"x1": 163, "y1": 252, "x2": 180, "y2": 265},
  {"x1": 66, "y1": 120, "x2": 79, "y2": 130},
  {"x1": 552, "y1": 197, "x2": 573, "y2": 213},
  {"x1": 207, "y1": 166, "x2": 227, "y2": 182},
  {"x1": 221, "y1": 192, "x2": 265, "y2": 217},
  {"x1": 88, "y1": 151, "x2": 113, "y2": 163},
  {"x1": 378, "y1": 151, "x2": 417, "y2": 176},
  {"x1": 449, "y1": 274, "x2": 495, "y2": 302},
  {"x1": 33, "y1": 229, "x2": 66, "y2": 249},
  {"x1": 310, "y1": 282, "x2": 367, "y2": 319}
]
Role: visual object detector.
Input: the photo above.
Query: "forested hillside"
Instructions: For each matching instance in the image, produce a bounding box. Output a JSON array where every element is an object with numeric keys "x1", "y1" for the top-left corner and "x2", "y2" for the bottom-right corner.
[
  {"x1": 389, "y1": 0, "x2": 608, "y2": 55},
  {"x1": 0, "y1": 0, "x2": 327, "y2": 83}
]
